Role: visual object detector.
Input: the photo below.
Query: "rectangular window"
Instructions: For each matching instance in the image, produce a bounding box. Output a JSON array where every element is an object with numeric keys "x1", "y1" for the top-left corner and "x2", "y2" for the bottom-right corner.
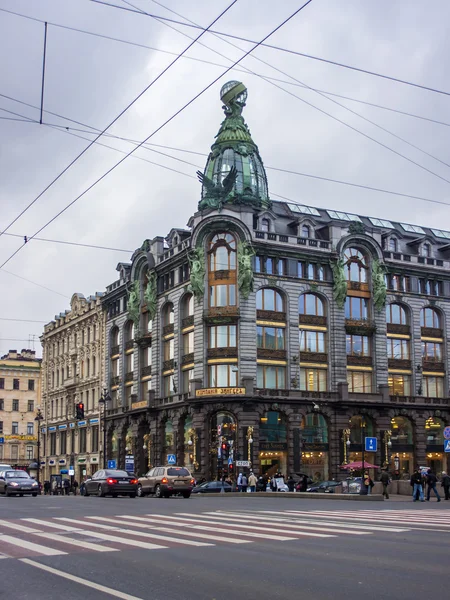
[
  {"x1": 298, "y1": 261, "x2": 305, "y2": 278},
  {"x1": 79, "y1": 428, "x2": 87, "y2": 453},
  {"x1": 27, "y1": 400, "x2": 34, "y2": 412},
  {"x1": 299, "y1": 330, "x2": 326, "y2": 353},
  {"x1": 0, "y1": 378, "x2": 4, "y2": 389},
  {"x1": 387, "y1": 339, "x2": 410, "y2": 360},
  {"x1": 26, "y1": 445, "x2": 34, "y2": 461},
  {"x1": 257, "y1": 326, "x2": 285, "y2": 350},
  {"x1": 183, "y1": 331, "x2": 195, "y2": 355},
  {"x1": 11, "y1": 421, "x2": 18, "y2": 434},
  {"x1": 126, "y1": 352, "x2": 134, "y2": 373},
  {"x1": 346, "y1": 335, "x2": 370, "y2": 356},
  {"x1": 256, "y1": 365, "x2": 286, "y2": 389},
  {"x1": 0, "y1": 399, "x2": 3, "y2": 411},
  {"x1": 183, "y1": 368, "x2": 194, "y2": 394},
  {"x1": 209, "y1": 325, "x2": 237, "y2": 348},
  {"x1": 210, "y1": 284, "x2": 236, "y2": 307},
  {"x1": 300, "y1": 367, "x2": 327, "y2": 391},
  {"x1": 347, "y1": 370, "x2": 372, "y2": 393},
  {"x1": 50, "y1": 432, "x2": 56, "y2": 455},
  {"x1": 27, "y1": 422, "x2": 34, "y2": 435},
  {"x1": 11, "y1": 445, "x2": 18, "y2": 461},
  {"x1": 12, "y1": 399, "x2": 19, "y2": 412},
  {"x1": 164, "y1": 338, "x2": 174, "y2": 361},
  {"x1": 28, "y1": 379, "x2": 35, "y2": 391},
  {"x1": 423, "y1": 376, "x2": 444, "y2": 398},
  {"x1": 163, "y1": 374, "x2": 175, "y2": 396},
  {"x1": 255, "y1": 256, "x2": 262, "y2": 273},
  {"x1": 0, "y1": 421, "x2": 3, "y2": 433},
  {"x1": 125, "y1": 385, "x2": 132, "y2": 407},
  {"x1": 111, "y1": 358, "x2": 119, "y2": 377},
  {"x1": 91, "y1": 427, "x2": 99, "y2": 453},
  {"x1": 345, "y1": 297, "x2": 368, "y2": 320},
  {"x1": 208, "y1": 364, "x2": 238, "y2": 388},
  {"x1": 422, "y1": 341, "x2": 442, "y2": 362},
  {"x1": 13, "y1": 379, "x2": 19, "y2": 390},
  {"x1": 60, "y1": 430, "x2": 67, "y2": 455}
]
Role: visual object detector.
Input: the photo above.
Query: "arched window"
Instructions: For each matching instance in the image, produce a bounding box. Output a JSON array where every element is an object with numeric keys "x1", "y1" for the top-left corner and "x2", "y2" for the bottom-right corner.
[
  {"x1": 162, "y1": 303, "x2": 174, "y2": 327},
  {"x1": 301, "y1": 413, "x2": 328, "y2": 444},
  {"x1": 110, "y1": 327, "x2": 119, "y2": 348},
  {"x1": 343, "y1": 247, "x2": 368, "y2": 283},
  {"x1": 261, "y1": 218, "x2": 270, "y2": 232},
  {"x1": 422, "y1": 243, "x2": 431, "y2": 258},
  {"x1": 299, "y1": 293, "x2": 324, "y2": 316},
  {"x1": 260, "y1": 411, "x2": 287, "y2": 443},
  {"x1": 386, "y1": 303, "x2": 408, "y2": 325},
  {"x1": 182, "y1": 294, "x2": 194, "y2": 319},
  {"x1": 163, "y1": 421, "x2": 175, "y2": 454},
  {"x1": 209, "y1": 233, "x2": 236, "y2": 271},
  {"x1": 389, "y1": 238, "x2": 398, "y2": 252},
  {"x1": 349, "y1": 415, "x2": 374, "y2": 444},
  {"x1": 301, "y1": 224, "x2": 310, "y2": 238},
  {"x1": 425, "y1": 416, "x2": 445, "y2": 446},
  {"x1": 421, "y1": 307, "x2": 441, "y2": 328},
  {"x1": 124, "y1": 320, "x2": 134, "y2": 343},
  {"x1": 391, "y1": 416, "x2": 413, "y2": 445},
  {"x1": 256, "y1": 288, "x2": 284, "y2": 312},
  {"x1": 208, "y1": 233, "x2": 237, "y2": 308}
]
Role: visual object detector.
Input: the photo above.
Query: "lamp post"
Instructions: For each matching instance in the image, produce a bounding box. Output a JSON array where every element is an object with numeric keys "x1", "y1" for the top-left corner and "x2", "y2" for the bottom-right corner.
[
  {"x1": 34, "y1": 408, "x2": 43, "y2": 486},
  {"x1": 187, "y1": 428, "x2": 199, "y2": 471},
  {"x1": 98, "y1": 389, "x2": 111, "y2": 469},
  {"x1": 246, "y1": 426, "x2": 254, "y2": 468},
  {"x1": 360, "y1": 419, "x2": 367, "y2": 495},
  {"x1": 383, "y1": 430, "x2": 392, "y2": 468}
]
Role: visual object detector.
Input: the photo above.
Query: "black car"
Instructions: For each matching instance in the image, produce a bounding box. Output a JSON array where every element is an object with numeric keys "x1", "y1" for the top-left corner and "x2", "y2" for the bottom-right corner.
[
  {"x1": 83, "y1": 469, "x2": 138, "y2": 498},
  {"x1": 0, "y1": 470, "x2": 40, "y2": 497},
  {"x1": 192, "y1": 481, "x2": 233, "y2": 494},
  {"x1": 307, "y1": 480, "x2": 341, "y2": 493}
]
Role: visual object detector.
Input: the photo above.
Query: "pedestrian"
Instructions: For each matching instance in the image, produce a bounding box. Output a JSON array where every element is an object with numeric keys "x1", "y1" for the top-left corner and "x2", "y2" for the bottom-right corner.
[
  {"x1": 63, "y1": 478, "x2": 70, "y2": 496},
  {"x1": 43, "y1": 480, "x2": 50, "y2": 495},
  {"x1": 287, "y1": 475, "x2": 295, "y2": 493},
  {"x1": 441, "y1": 471, "x2": 450, "y2": 500},
  {"x1": 51, "y1": 479, "x2": 58, "y2": 495},
  {"x1": 363, "y1": 471, "x2": 374, "y2": 495},
  {"x1": 300, "y1": 475, "x2": 308, "y2": 492},
  {"x1": 410, "y1": 468, "x2": 425, "y2": 502},
  {"x1": 72, "y1": 479, "x2": 79, "y2": 496},
  {"x1": 380, "y1": 470, "x2": 390, "y2": 499},
  {"x1": 241, "y1": 473, "x2": 248, "y2": 493},
  {"x1": 248, "y1": 472, "x2": 257, "y2": 493},
  {"x1": 426, "y1": 470, "x2": 441, "y2": 502},
  {"x1": 237, "y1": 472, "x2": 243, "y2": 492}
]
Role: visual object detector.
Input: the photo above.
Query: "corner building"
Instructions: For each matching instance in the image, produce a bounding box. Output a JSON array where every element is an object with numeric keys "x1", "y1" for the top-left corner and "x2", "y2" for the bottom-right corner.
[{"x1": 103, "y1": 81, "x2": 450, "y2": 482}]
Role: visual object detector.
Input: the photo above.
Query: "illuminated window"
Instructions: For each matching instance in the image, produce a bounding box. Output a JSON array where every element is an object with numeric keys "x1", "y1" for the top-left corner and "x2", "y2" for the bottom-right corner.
[
  {"x1": 300, "y1": 368, "x2": 327, "y2": 391},
  {"x1": 388, "y1": 374, "x2": 411, "y2": 396}
]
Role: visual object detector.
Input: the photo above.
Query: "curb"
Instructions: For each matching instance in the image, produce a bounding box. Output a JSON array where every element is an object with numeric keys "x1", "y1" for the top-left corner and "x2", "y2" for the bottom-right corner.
[{"x1": 193, "y1": 492, "x2": 384, "y2": 501}]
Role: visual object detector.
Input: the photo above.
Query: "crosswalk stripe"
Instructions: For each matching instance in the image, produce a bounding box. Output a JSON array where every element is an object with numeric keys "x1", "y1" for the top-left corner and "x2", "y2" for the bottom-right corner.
[
  {"x1": 0, "y1": 534, "x2": 67, "y2": 556},
  {"x1": 32, "y1": 532, "x2": 119, "y2": 553},
  {"x1": 56, "y1": 517, "x2": 212, "y2": 547},
  {"x1": 284, "y1": 511, "x2": 450, "y2": 528},
  {"x1": 0, "y1": 521, "x2": 40, "y2": 533},
  {"x1": 22, "y1": 518, "x2": 82, "y2": 532},
  {"x1": 146, "y1": 514, "x2": 335, "y2": 539},
  {"x1": 119, "y1": 515, "x2": 250, "y2": 544}
]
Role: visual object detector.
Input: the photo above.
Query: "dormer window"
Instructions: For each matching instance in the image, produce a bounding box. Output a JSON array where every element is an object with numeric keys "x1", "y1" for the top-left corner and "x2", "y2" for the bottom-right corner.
[
  {"x1": 301, "y1": 224, "x2": 310, "y2": 238},
  {"x1": 422, "y1": 243, "x2": 431, "y2": 258},
  {"x1": 389, "y1": 238, "x2": 398, "y2": 252},
  {"x1": 261, "y1": 218, "x2": 270, "y2": 232}
]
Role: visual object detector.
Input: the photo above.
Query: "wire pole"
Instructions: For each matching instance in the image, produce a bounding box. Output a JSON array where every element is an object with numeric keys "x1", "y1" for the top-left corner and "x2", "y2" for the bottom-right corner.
[{"x1": 40, "y1": 22, "x2": 48, "y2": 125}]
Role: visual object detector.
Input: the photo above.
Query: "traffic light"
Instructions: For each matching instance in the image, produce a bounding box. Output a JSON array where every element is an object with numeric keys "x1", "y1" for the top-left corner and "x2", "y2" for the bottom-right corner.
[{"x1": 76, "y1": 402, "x2": 84, "y2": 420}]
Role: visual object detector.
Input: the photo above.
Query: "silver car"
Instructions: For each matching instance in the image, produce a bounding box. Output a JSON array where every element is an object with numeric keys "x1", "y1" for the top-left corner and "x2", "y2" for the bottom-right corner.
[{"x1": 0, "y1": 470, "x2": 39, "y2": 497}]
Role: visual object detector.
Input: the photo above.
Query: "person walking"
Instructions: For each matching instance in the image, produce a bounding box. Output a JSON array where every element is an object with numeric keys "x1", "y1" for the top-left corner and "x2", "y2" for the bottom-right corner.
[
  {"x1": 287, "y1": 475, "x2": 295, "y2": 493},
  {"x1": 237, "y1": 472, "x2": 243, "y2": 492},
  {"x1": 441, "y1": 471, "x2": 450, "y2": 500},
  {"x1": 241, "y1": 473, "x2": 248, "y2": 493},
  {"x1": 63, "y1": 478, "x2": 70, "y2": 496},
  {"x1": 43, "y1": 480, "x2": 50, "y2": 495},
  {"x1": 410, "y1": 469, "x2": 425, "y2": 502},
  {"x1": 248, "y1": 472, "x2": 257, "y2": 493},
  {"x1": 426, "y1": 470, "x2": 441, "y2": 502},
  {"x1": 72, "y1": 479, "x2": 79, "y2": 496},
  {"x1": 380, "y1": 470, "x2": 390, "y2": 499}
]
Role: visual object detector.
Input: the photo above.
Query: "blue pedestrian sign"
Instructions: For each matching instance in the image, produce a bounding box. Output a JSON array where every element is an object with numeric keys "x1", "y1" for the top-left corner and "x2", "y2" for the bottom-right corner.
[
  {"x1": 0, "y1": 437, "x2": 4, "y2": 444},
  {"x1": 228, "y1": 457, "x2": 233, "y2": 466},
  {"x1": 444, "y1": 426, "x2": 450, "y2": 440},
  {"x1": 107, "y1": 460, "x2": 117, "y2": 469},
  {"x1": 167, "y1": 454, "x2": 176, "y2": 465},
  {"x1": 365, "y1": 437, "x2": 377, "y2": 452},
  {"x1": 444, "y1": 440, "x2": 450, "y2": 453}
]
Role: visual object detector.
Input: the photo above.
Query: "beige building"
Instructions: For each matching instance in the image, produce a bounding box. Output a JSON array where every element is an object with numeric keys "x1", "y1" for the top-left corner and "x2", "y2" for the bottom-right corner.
[
  {"x1": 40, "y1": 293, "x2": 105, "y2": 482},
  {"x1": 0, "y1": 349, "x2": 41, "y2": 467}
]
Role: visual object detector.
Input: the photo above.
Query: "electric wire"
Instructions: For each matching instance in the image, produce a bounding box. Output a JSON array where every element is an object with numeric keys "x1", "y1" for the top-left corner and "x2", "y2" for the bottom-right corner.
[
  {"x1": 0, "y1": 0, "x2": 239, "y2": 240},
  {"x1": 0, "y1": 269, "x2": 68, "y2": 298},
  {"x1": 0, "y1": 318, "x2": 47, "y2": 323},
  {"x1": 2, "y1": 232, "x2": 133, "y2": 253},
  {"x1": 0, "y1": 1, "x2": 315, "y2": 273},
  {"x1": 89, "y1": 0, "x2": 450, "y2": 98}
]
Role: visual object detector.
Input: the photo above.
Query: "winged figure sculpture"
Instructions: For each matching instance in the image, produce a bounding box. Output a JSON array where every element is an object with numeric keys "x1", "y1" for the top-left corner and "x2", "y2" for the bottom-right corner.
[{"x1": 197, "y1": 166, "x2": 238, "y2": 211}]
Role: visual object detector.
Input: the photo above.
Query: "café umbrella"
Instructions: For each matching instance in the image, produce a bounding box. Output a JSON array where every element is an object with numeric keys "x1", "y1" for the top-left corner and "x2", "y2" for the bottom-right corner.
[{"x1": 342, "y1": 461, "x2": 379, "y2": 470}]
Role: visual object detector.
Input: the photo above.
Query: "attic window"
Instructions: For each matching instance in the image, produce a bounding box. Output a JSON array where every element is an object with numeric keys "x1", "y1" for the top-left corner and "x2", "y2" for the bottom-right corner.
[
  {"x1": 389, "y1": 238, "x2": 398, "y2": 252},
  {"x1": 261, "y1": 218, "x2": 270, "y2": 232},
  {"x1": 401, "y1": 223, "x2": 425, "y2": 234}
]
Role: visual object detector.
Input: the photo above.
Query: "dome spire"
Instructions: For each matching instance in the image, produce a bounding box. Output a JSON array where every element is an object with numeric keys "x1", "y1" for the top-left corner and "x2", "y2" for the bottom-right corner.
[{"x1": 197, "y1": 81, "x2": 270, "y2": 212}]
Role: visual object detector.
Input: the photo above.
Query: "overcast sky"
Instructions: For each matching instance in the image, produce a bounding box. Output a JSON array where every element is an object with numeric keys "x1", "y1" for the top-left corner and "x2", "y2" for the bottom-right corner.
[{"x1": 1, "y1": 0, "x2": 450, "y2": 358}]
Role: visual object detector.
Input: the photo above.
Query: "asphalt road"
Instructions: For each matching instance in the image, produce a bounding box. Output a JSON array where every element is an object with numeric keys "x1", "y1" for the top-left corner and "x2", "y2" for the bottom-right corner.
[{"x1": 0, "y1": 494, "x2": 448, "y2": 600}]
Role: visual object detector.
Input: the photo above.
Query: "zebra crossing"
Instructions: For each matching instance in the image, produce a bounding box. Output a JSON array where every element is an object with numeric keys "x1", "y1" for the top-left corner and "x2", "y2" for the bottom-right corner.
[{"x1": 0, "y1": 508, "x2": 435, "y2": 560}]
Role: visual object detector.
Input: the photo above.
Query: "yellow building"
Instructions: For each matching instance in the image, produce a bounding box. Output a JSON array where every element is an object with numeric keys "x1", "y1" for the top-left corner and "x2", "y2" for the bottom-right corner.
[{"x1": 0, "y1": 349, "x2": 41, "y2": 467}]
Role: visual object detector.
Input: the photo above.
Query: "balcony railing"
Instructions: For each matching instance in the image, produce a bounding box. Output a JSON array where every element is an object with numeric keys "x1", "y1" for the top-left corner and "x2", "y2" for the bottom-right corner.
[
  {"x1": 299, "y1": 314, "x2": 327, "y2": 327},
  {"x1": 110, "y1": 376, "x2": 120, "y2": 387},
  {"x1": 141, "y1": 365, "x2": 152, "y2": 377},
  {"x1": 257, "y1": 348, "x2": 287, "y2": 360},
  {"x1": 125, "y1": 340, "x2": 134, "y2": 351},
  {"x1": 299, "y1": 351, "x2": 327, "y2": 363},
  {"x1": 256, "y1": 310, "x2": 286, "y2": 323},
  {"x1": 347, "y1": 355, "x2": 372, "y2": 367},
  {"x1": 125, "y1": 372, "x2": 134, "y2": 382},
  {"x1": 163, "y1": 324, "x2": 175, "y2": 337},
  {"x1": 345, "y1": 319, "x2": 376, "y2": 335},
  {"x1": 421, "y1": 327, "x2": 443, "y2": 339},
  {"x1": 204, "y1": 307, "x2": 240, "y2": 323},
  {"x1": 182, "y1": 352, "x2": 195, "y2": 365},
  {"x1": 163, "y1": 359, "x2": 175, "y2": 372},
  {"x1": 386, "y1": 323, "x2": 410, "y2": 335},
  {"x1": 388, "y1": 358, "x2": 411, "y2": 370},
  {"x1": 182, "y1": 315, "x2": 194, "y2": 329},
  {"x1": 422, "y1": 359, "x2": 445, "y2": 371},
  {"x1": 110, "y1": 345, "x2": 120, "y2": 356}
]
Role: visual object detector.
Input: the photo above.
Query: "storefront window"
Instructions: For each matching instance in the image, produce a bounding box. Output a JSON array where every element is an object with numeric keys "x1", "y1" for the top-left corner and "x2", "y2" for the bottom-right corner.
[
  {"x1": 425, "y1": 417, "x2": 444, "y2": 446},
  {"x1": 391, "y1": 416, "x2": 413, "y2": 445},
  {"x1": 164, "y1": 421, "x2": 174, "y2": 455},
  {"x1": 259, "y1": 412, "x2": 287, "y2": 476},
  {"x1": 349, "y1": 415, "x2": 374, "y2": 444},
  {"x1": 184, "y1": 416, "x2": 193, "y2": 469},
  {"x1": 210, "y1": 412, "x2": 236, "y2": 480}
]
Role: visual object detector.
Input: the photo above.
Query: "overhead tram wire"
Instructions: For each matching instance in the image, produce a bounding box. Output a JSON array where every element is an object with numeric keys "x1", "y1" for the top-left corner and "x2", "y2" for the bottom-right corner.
[
  {"x1": 0, "y1": 1, "x2": 315, "y2": 274},
  {"x1": 90, "y1": 0, "x2": 450, "y2": 99},
  {"x1": 0, "y1": 1, "x2": 239, "y2": 241},
  {"x1": 0, "y1": 318, "x2": 48, "y2": 323},
  {"x1": 0, "y1": 269, "x2": 68, "y2": 298},
  {"x1": 3, "y1": 103, "x2": 450, "y2": 211},
  {"x1": 2, "y1": 232, "x2": 133, "y2": 253},
  {"x1": 3, "y1": 11, "x2": 450, "y2": 129},
  {"x1": 139, "y1": 0, "x2": 450, "y2": 176}
]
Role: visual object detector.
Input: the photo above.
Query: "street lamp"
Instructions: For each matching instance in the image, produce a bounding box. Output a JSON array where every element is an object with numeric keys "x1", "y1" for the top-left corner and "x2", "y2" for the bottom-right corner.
[
  {"x1": 187, "y1": 428, "x2": 199, "y2": 471},
  {"x1": 34, "y1": 408, "x2": 44, "y2": 486},
  {"x1": 383, "y1": 430, "x2": 392, "y2": 468},
  {"x1": 246, "y1": 426, "x2": 254, "y2": 466},
  {"x1": 98, "y1": 389, "x2": 111, "y2": 469},
  {"x1": 360, "y1": 419, "x2": 367, "y2": 495}
]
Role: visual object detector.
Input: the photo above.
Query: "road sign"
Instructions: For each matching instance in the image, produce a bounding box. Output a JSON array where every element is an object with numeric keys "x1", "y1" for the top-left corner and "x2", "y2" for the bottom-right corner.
[
  {"x1": 228, "y1": 457, "x2": 233, "y2": 466},
  {"x1": 107, "y1": 460, "x2": 116, "y2": 469},
  {"x1": 444, "y1": 426, "x2": 450, "y2": 440},
  {"x1": 68, "y1": 469, "x2": 75, "y2": 476},
  {"x1": 365, "y1": 437, "x2": 377, "y2": 452},
  {"x1": 125, "y1": 456, "x2": 135, "y2": 472},
  {"x1": 0, "y1": 437, "x2": 4, "y2": 444},
  {"x1": 167, "y1": 454, "x2": 176, "y2": 465},
  {"x1": 236, "y1": 460, "x2": 250, "y2": 467},
  {"x1": 444, "y1": 440, "x2": 450, "y2": 453}
]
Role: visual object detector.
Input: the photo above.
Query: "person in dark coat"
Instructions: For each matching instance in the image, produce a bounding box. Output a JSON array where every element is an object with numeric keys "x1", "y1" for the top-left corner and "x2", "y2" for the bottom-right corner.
[
  {"x1": 380, "y1": 470, "x2": 390, "y2": 499},
  {"x1": 287, "y1": 475, "x2": 295, "y2": 492},
  {"x1": 426, "y1": 470, "x2": 441, "y2": 502},
  {"x1": 441, "y1": 471, "x2": 450, "y2": 500},
  {"x1": 410, "y1": 469, "x2": 424, "y2": 502}
]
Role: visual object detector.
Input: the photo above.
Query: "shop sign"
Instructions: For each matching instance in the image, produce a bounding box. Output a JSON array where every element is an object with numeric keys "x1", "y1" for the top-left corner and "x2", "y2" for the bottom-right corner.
[
  {"x1": 131, "y1": 401, "x2": 147, "y2": 410},
  {"x1": 5, "y1": 434, "x2": 37, "y2": 441},
  {"x1": 236, "y1": 460, "x2": 250, "y2": 467},
  {"x1": 196, "y1": 387, "x2": 245, "y2": 397},
  {"x1": 259, "y1": 442, "x2": 287, "y2": 451}
]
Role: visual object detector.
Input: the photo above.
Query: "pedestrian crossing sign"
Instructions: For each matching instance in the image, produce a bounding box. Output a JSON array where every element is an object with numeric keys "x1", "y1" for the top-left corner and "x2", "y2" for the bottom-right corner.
[
  {"x1": 167, "y1": 454, "x2": 176, "y2": 464},
  {"x1": 444, "y1": 440, "x2": 450, "y2": 453}
]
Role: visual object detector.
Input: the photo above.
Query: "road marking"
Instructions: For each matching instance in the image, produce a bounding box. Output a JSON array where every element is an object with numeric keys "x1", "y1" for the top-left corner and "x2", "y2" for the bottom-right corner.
[
  {"x1": 1, "y1": 535, "x2": 67, "y2": 556},
  {"x1": 22, "y1": 518, "x2": 82, "y2": 532},
  {"x1": 0, "y1": 521, "x2": 41, "y2": 533},
  {"x1": 32, "y1": 532, "x2": 118, "y2": 553},
  {"x1": 284, "y1": 511, "x2": 450, "y2": 528},
  {"x1": 20, "y1": 559, "x2": 144, "y2": 600}
]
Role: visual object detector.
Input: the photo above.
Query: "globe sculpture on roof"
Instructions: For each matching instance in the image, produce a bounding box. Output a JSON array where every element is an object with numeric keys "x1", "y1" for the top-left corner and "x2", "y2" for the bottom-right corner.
[{"x1": 197, "y1": 81, "x2": 270, "y2": 211}]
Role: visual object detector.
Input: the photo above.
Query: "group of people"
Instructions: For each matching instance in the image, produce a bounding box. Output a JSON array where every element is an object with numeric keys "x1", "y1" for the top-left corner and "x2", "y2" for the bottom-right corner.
[
  {"x1": 43, "y1": 478, "x2": 79, "y2": 495},
  {"x1": 409, "y1": 468, "x2": 450, "y2": 502}
]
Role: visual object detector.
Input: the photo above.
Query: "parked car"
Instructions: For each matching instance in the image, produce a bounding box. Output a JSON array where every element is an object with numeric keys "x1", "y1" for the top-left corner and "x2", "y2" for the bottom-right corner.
[
  {"x1": 138, "y1": 466, "x2": 194, "y2": 498},
  {"x1": 83, "y1": 469, "x2": 138, "y2": 498},
  {"x1": 192, "y1": 481, "x2": 233, "y2": 494},
  {"x1": 0, "y1": 464, "x2": 13, "y2": 471},
  {"x1": 307, "y1": 480, "x2": 341, "y2": 493},
  {"x1": 0, "y1": 470, "x2": 39, "y2": 496}
]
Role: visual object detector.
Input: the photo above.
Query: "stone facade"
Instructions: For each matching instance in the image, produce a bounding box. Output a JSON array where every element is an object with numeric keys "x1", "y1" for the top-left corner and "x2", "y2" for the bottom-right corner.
[
  {"x1": 0, "y1": 350, "x2": 41, "y2": 467},
  {"x1": 40, "y1": 293, "x2": 105, "y2": 482}
]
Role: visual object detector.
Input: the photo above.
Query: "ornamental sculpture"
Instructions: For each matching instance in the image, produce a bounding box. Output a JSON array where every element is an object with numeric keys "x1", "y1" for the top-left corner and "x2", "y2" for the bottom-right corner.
[
  {"x1": 372, "y1": 258, "x2": 387, "y2": 311},
  {"x1": 196, "y1": 167, "x2": 238, "y2": 212},
  {"x1": 127, "y1": 280, "x2": 141, "y2": 329},
  {"x1": 144, "y1": 271, "x2": 157, "y2": 321},
  {"x1": 330, "y1": 257, "x2": 347, "y2": 309},
  {"x1": 188, "y1": 246, "x2": 206, "y2": 301},
  {"x1": 237, "y1": 240, "x2": 255, "y2": 300}
]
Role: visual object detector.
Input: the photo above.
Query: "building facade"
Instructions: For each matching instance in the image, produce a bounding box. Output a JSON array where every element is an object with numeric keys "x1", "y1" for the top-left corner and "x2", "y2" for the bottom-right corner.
[
  {"x1": 40, "y1": 293, "x2": 105, "y2": 482},
  {"x1": 101, "y1": 81, "x2": 450, "y2": 482},
  {"x1": 0, "y1": 349, "x2": 41, "y2": 468}
]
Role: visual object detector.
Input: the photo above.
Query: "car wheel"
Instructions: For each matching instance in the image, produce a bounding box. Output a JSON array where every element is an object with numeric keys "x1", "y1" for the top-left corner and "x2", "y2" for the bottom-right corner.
[
  {"x1": 129, "y1": 493, "x2": 136, "y2": 498},
  {"x1": 97, "y1": 484, "x2": 105, "y2": 498},
  {"x1": 137, "y1": 485, "x2": 144, "y2": 498},
  {"x1": 182, "y1": 492, "x2": 191, "y2": 499},
  {"x1": 32, "y1": 493, "x2": 37, "y2": 497},
  {"x1": 155, "y1": 484, "x2": 162, "y2": 498}
]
